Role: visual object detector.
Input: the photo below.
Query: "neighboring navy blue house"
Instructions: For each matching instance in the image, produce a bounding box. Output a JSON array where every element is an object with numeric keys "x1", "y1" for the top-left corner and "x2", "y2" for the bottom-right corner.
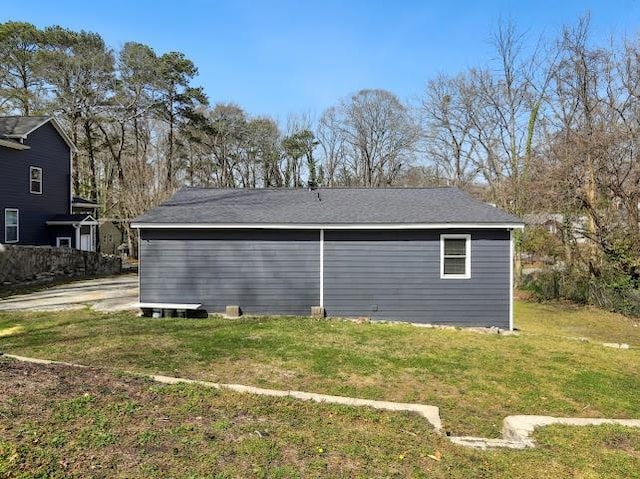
[
  {"x1": 0, "y1": 116, "x2": 98, "y2": 251},
  {"x1": 132, "y1": 188, "x2": 524, "y2": 329}
]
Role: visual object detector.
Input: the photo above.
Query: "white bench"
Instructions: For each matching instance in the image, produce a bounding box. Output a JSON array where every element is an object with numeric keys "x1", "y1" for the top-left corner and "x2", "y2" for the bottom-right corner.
[
  {"x1": 136, "y1": 302, "x2": 204, "y2": 318},
  {"x1": 136, "y1": 302, "x2": 203, "y2": 310}
]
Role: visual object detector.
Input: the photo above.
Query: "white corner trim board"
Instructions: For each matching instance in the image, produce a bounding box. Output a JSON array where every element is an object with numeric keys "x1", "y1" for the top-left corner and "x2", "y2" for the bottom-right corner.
[
  {"x1": 509, "y1": 228, "x2": 514, "y2": 331},
  {"x1": 131, "y1": 222, "x2": 525, "y2": 230}
]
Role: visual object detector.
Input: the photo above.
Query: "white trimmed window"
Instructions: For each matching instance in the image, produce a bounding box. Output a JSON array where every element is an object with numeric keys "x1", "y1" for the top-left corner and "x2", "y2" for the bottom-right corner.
[
  {"x1": 440, "y1": 234, "x2": 471, "y2": 279},
  {"x1": 4, "y1": 209, "x2": 19, "y2": 243},
  {"x1": 30, "y1": 166, "x2": 42, "y2": 194},
  {"x1": 56, "y1": 237, "x2": 72, "y2": 248}
]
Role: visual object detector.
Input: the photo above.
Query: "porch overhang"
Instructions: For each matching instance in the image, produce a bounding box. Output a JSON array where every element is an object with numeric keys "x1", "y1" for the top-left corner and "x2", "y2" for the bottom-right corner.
[
  {"x1": 46, "y1": 214, "x2": 98, "y2": 226},
  {"x1": 72, "y1": 196, "x2": 99, "y2": 210},
  {"x1": 0, "y1": 138, "x2": 30, "y2": 150}
]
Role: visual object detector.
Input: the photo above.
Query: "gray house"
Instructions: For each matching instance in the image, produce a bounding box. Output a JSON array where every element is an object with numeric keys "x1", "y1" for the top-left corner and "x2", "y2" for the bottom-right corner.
[{"x1": 132, "y1": 187, "x2": 524, "y2": 329}]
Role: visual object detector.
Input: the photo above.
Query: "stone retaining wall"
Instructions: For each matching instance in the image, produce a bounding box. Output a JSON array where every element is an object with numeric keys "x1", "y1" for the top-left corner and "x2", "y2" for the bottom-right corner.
[{"x1": 0, "y1": 244, "x2": 121, "y2": 290}]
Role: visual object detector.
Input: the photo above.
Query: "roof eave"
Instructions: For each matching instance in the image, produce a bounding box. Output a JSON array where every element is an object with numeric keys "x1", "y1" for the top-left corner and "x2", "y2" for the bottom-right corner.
[
  {"x1": 46, "y1": 221, "x2": 99, "y2": 226},
  {"x1": 46, "y1": 214, "x2": 98, "y2": 226},
  {"x1": 131, "y1": 222, "x2": 526, "y2": 230},
  {"x1": 0, "y1": 138, "x2": 30, "y2": 150}
]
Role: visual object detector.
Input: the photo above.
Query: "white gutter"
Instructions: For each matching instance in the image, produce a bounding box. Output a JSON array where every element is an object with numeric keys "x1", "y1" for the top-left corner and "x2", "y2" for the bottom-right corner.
[{"x1": 131, "y1": 222, "x2": 525, "y2": 230}]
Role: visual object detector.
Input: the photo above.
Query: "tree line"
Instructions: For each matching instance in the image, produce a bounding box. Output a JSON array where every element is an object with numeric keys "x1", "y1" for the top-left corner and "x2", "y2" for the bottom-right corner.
[{"x1": 2, "y1": 16, "x2": 640, "y2": 314}]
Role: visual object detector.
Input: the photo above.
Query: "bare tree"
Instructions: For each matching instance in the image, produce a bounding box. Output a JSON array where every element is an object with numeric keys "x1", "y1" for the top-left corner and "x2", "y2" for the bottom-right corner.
[
  {"x1": 316, "y1": 107, "x2": 346, "y2": 186},
  {"x1": 420, "y1": 73, "x2": 480, "y2": 186},
  {"x1": 320, "y1": 89, "x2": 418, "y2": 186}
]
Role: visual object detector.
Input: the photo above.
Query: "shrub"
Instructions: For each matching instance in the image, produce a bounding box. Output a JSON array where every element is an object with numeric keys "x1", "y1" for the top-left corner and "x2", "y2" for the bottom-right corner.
[
  {"x1": 520, "y1": 226, "x2": 563, "y2": 263},
  {"x1": 523, "y1": 267, "x2": 640, "y2": 316}
]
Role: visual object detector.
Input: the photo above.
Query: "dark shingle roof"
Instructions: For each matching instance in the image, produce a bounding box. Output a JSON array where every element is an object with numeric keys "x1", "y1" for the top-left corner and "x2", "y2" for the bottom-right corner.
[
  {"x1": 0, "y1": 116, "x2": 51, "y2": 137},
  {"x1": 133, "y1": 187, "x2": 523, "y2": 226}
]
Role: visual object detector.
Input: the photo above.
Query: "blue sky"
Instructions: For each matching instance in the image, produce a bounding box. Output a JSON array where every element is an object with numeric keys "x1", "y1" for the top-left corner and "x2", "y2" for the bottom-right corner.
[{"x1": 2, "y1": 1, "x2": 639, "y2": 122}]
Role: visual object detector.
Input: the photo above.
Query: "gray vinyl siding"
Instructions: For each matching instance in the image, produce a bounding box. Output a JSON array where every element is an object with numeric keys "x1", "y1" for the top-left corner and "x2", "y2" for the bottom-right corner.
[
  {"x1": 140, "y1": 229, "x2": 320, "y2": 315},
  {"x1": 139, "y1": 227, "x2": 511, "y2": 327},
  {"x1": 0, "y1": 122, "x2": 71, "y2": 245},
  {"x1": 323, "y1": 230, "x2": 510, "y2": 328}
]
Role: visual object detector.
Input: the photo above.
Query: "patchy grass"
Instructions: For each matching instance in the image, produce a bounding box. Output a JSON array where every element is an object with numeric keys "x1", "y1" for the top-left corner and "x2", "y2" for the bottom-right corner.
[
  {"x1": 517, "y1": 300, "x2": 640, "y2": 346},
  {"x1": 0, "y1": 300, "x2": 639, "y2": 442},
  {"x1": 0, "y1": 359, "x2": 639, "y2": 478}
]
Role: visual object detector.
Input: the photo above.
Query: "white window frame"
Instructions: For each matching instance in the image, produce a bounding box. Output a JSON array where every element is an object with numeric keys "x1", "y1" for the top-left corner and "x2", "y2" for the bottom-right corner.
[
  {"x1": 30, "y1": 166, "x2": 42, "y2": 194},
  {"x1": 440, "y1": 234, "x2": 471, "y2": 279},
  {"x1": 4, "y1": 208, "x2": 19, "y2": 243},
  {"x1": 56, "y1": 237, "x2": 72, "y2": 248}
]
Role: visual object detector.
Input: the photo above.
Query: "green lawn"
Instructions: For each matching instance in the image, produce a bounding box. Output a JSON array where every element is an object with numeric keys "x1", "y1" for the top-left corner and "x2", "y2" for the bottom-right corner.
[
  {"x1": 0, "y1": 300, "x2": 639, "y2": 477},
  {"x1": 2, "y1": 358, "x2": 638, "y2": 479}
]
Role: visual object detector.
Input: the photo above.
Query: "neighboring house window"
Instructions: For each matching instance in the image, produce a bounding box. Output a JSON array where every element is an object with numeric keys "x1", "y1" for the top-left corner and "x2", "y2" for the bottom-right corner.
[
  {"x1": 56, "y1": 237, "x2": 72, "y2": 248},
  {"x1": 30, "y1": 167, "x2": 42, "y2": 194},
  {"x1": 440, "y1": 234, "x2": 471, "y2": 279},
  {"x1": 4, "y1": 209, "x2": 19, "y2": 243}
]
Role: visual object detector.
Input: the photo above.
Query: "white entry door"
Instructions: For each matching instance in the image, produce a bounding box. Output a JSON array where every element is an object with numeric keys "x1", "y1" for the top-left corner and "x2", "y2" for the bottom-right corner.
[{"x1": 80, "y1": 234, "x2": 92, "y2": 251}]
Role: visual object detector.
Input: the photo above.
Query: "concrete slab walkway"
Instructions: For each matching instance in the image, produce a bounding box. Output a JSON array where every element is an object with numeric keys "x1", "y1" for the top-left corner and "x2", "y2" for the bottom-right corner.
[
  {"x1": 4, "y1": 353, "x2": 640, "y2": 450},
  {"x1": 0, "y1": 274, "x2": 138, "y2": 312}
]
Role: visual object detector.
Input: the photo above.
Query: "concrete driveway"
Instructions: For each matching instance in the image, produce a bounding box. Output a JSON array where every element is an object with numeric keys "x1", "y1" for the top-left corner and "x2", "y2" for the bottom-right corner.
[{"x1": 0, "y1": 274, "x2": 138, "y2": 312}]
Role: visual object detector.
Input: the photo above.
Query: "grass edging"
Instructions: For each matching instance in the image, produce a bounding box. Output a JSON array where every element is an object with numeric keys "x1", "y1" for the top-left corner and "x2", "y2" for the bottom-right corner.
[{"x1": 5, "y1": 352, "x2": 640, "y2": 451}]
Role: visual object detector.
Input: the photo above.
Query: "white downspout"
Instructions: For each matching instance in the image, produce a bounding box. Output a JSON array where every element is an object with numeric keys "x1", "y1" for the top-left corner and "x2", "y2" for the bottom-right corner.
[
  {"x1": 509, "y1": 228, "x2": 514, "y2": 331},
  {"x1": 320, "y1": 228, "x2": 324, "y2": 308}
]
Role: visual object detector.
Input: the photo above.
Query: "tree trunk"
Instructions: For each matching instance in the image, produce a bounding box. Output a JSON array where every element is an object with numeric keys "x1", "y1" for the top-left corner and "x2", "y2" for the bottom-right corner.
[{"x1": 83, "y1": 121, "x2": 98, "y2": 202}]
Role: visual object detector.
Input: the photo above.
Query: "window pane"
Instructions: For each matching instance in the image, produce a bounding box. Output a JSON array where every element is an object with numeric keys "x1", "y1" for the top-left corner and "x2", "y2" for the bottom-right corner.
[
  {"x1": 6, "y1": 226, "x2": 17, "y2": 242},
  {"x1": 31, "y1": 169, "x2": 41, "y2": 180},
  {"x1": 31, "y1": 180, "x2": 41, "y2": 193},
  {"x1": 5, "y1": 211, "x2": 17, "y2": 226},
  {"x1": 444, "y1": 257, "x2": 466, "y2": 275},
  {"x1": 444, "y1": 238, "x2": 466, "y2": 256}
]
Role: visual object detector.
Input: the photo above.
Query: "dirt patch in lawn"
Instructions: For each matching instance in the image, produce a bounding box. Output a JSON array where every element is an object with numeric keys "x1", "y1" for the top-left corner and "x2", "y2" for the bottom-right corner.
[
  {"x1": 0, "y1": 358, "x2": 449, "y2": 478},
  {"x1": 2, "y1": 358, "x2": 640, "y2": 478}
]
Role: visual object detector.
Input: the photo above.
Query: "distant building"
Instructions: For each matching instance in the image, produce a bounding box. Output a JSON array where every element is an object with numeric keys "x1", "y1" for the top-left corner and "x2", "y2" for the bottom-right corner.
[
  {"x1": 523, "y1": 213, "x2": 587, "y2": 244},
  {"x1": 99, "y1": 219, "x2": 124, "y2": 255},
  {"x1": 0, "y1": 116, "x2": 98, "y2": 251}
]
